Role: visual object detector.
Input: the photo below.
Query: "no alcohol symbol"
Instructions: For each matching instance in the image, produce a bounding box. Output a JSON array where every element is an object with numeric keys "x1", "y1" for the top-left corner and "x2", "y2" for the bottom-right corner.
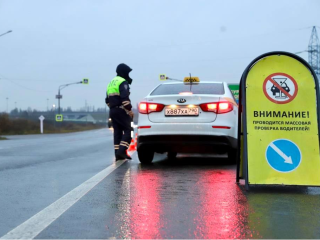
[{"x1": 263, "y1": 73, "x2": 298, "y2": 104}]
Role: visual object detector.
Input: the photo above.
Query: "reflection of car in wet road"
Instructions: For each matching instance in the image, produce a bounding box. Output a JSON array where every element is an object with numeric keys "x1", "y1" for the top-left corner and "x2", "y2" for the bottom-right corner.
[
  {"x1": 137, "y1": 81, "x2": 238, "y2": 163},
  {"x1": 1, "y1": 130, "x2": 320, "y2": 239}
]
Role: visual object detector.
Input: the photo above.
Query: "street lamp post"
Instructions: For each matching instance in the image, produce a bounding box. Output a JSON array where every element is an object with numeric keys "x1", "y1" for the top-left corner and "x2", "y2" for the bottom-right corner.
[
  {"x1": 52, "y1": 104, "x2": 56, "y2": 128},
  {"x1": 56, "y1": 81, "x2": 83, "y2": 115},
  {"x1": 47, "y1": 98, "x2": 49, "y2": 112},
  {"x1": 1, "y1": 31, "x2": 12, "y2": 114}
]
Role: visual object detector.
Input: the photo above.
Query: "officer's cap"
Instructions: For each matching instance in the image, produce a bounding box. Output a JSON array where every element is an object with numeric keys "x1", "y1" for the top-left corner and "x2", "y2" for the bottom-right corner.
[{"x1": 116, "y1": 63, "x2": 132, "y2": 75}]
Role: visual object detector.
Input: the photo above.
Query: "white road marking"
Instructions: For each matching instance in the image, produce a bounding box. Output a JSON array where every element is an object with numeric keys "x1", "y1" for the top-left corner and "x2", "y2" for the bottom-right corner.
[{"x1": 0, "y1": 160, "x2": 127, "y2": 239}]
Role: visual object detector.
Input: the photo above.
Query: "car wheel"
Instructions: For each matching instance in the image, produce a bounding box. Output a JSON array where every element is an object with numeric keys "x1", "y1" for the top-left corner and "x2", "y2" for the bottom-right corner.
[
  {"x1": 138, "y1": 149, "x2": 154, "y2": 164},
  {"x1": 228, "y1": 149, "x2": 237, "y2": 164},
  {"x1": 167, "y1": 152, "x2": 177, "y2": 160}
]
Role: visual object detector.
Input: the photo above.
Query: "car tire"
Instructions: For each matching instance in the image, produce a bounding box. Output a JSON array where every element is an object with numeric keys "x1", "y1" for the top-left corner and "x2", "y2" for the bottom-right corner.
[
  {"x1": 138, "y1": 149, "x2": 154, "y2": 164},
  {"x1": 167, "y1": 152, "x2": 177, "y2": 160},
  {"x1": 228, "y1": 149, "x2": 237, "y2": 164}
]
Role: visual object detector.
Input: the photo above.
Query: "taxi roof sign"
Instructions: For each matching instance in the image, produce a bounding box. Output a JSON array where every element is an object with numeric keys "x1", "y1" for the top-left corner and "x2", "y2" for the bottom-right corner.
[{"x1": 183, "y1": 77, "x2": 200, "y2": 83}]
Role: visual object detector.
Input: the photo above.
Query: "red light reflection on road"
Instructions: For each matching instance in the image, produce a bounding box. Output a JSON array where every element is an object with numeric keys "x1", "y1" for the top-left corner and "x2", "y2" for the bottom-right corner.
[
  {"x1": 130, "y1": 170, "x2": 162, "y2": 239},
  {"x1": 193, "y1": 170, "x2": 254, "y2": 239}
]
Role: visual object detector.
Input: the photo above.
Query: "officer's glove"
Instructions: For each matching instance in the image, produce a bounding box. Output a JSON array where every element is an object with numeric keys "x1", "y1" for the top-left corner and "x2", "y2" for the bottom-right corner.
[{"x1": 128, "y1": 110, "x2": 134, "y2": 119}]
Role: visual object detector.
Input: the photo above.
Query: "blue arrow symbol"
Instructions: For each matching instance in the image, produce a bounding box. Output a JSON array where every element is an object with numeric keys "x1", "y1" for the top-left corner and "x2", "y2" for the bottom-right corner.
[{"x1": 270, "y1": 142, "x2": 293, "y2": 164}]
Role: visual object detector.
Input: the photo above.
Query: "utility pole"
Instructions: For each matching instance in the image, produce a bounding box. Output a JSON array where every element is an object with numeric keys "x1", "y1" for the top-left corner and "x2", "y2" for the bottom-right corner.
[
  {"x1": 85, "y1": 100, "x2": 88, "y2": 124},
  {"x1": 1, "y1": 31, "x2": 12, "y2": 114},
  {"x1": 294, "y1": 26, "x2": 320, "y2": 79},
  {"x1": 52, "y1": 104, "x2": 56, "y2": 128},
  {"x1": 308, "y1": 26, "x2": 320, "y2": 77},
  {"x1": 6, "y1": 97, "x2": 8, "y2": 113}
]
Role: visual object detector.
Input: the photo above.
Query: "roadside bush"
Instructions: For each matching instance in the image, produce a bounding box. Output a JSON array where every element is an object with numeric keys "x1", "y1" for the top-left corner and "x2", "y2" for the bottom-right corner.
[
  {"x1": 0, "y1": 113, "x2": 11, "y2": 134},
  {"x1": 0, "y1": 113, "x2": 104, "y2": 135}
]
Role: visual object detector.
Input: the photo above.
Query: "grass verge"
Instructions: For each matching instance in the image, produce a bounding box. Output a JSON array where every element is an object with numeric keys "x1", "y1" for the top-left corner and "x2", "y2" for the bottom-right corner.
[{"x1": 0, "y1": 113, "x2": 106, "y2": 135}]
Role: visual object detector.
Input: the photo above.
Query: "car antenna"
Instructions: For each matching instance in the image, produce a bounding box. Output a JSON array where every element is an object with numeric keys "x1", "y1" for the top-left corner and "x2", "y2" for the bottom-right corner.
[
  {"x1": 189, "y1": 73, "x2": 192, "y2": 92},
  {"x1": 166, "y1": 77, "x2": 183, "y2": 82}
]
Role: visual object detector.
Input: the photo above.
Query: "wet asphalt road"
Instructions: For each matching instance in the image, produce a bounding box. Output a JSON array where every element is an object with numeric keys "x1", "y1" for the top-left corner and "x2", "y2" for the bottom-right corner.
[{"x1": 1, "y1": 129, "x2": 320, "y2": 239}]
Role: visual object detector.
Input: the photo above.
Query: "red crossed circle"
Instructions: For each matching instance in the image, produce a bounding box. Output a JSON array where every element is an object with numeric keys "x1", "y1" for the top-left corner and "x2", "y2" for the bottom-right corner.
[{"x1": 263, "y1": 72, "x2": 298, "y2": 104}]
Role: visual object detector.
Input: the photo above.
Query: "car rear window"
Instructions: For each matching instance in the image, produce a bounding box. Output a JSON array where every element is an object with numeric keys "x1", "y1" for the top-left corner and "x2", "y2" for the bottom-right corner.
[{"x1": 150, "y1": 83, "x2": 225, "y2": 95}]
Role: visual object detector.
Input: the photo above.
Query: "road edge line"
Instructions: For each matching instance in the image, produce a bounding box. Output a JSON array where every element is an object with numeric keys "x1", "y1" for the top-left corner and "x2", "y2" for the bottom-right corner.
[{"x1": 0, "y1": 160, "x2": 127, "y2": 239}]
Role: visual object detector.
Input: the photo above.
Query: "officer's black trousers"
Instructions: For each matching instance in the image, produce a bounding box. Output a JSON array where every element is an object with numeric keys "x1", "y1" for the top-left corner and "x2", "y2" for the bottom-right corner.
[{"x1": 110, "y1": 108, "x2": 132, "y2": 155}]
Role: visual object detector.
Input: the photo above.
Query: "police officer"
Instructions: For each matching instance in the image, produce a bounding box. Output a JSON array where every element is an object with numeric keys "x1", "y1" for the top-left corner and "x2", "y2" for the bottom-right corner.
[{"x1": 106, "y1": 63, "x2": 134, "y2": 160}]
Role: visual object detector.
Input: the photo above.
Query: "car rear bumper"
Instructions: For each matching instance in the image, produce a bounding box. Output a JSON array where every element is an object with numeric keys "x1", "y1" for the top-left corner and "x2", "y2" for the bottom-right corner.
[
  {"x1": 137, "y1": 122, "x2": 238, "y2": 139},
  {"x1": 137, "y1": 135, "x2": 237, "y2": 154}
]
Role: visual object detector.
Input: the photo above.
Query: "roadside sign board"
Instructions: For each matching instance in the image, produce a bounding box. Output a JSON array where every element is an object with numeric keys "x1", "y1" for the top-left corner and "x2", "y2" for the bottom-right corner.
[
  {"x1": 238, "y1": 52, "x2": 320, "y2": 188},
  {"x1": 159, "y1": 74, "x2": 166, "y2": 81},
  {"x1": 39, "y1": 115, "x2": 45, "y2": 134},
  {"x1": 82, "y1": 78, "x2": 89, "y2": 84},
  {"x1": 56, "y1": 95, "x2": 63, "y2": 99},
  {"x1": 228, "y1": 84, "x2": 239, "y2": 104},
  {"x1": 55, "y1": 114, "x2": 63, "y2": 122}
]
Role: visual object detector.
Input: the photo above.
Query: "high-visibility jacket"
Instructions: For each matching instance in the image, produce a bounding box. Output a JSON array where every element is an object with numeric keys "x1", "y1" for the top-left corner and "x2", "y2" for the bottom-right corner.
[
  {"x1": 107, "y1": 76, "x2": 126, "y2": 96},
  {"x1": 106, "y1": 76, "x2": 132, "y2": 110}
]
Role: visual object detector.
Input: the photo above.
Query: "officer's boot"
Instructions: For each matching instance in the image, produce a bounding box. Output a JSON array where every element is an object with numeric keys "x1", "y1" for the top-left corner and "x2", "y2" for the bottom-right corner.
[
  {"x1": 125, "y1": 151, "x2": 132, "y2": 160},
  {"x1": 116, "y1": 144, "x2": 132, "y2": 161}
]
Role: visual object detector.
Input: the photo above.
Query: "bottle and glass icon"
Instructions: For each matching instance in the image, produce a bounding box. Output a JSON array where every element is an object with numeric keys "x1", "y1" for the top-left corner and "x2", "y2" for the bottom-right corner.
[{"x1": 270, "y1": 78, "x2": 290, "y2": 99}]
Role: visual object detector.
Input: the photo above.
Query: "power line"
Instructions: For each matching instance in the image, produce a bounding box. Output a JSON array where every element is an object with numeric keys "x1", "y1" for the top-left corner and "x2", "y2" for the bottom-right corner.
[
  {"x1": 0, "y1": 76, "x2": 79, "y2": 83},
  {"x1": 294, "y1": 50, "x2": 307, "y2": 55},
  {"x1": 139, "y1": 26, "x2": 313, "y2": 49},
  {"x1": 0, "y1": 78, "x2": 53, "y2": 93},
  {"x1": 0, "y1": 26, "x2": 315, "y2": 85}
]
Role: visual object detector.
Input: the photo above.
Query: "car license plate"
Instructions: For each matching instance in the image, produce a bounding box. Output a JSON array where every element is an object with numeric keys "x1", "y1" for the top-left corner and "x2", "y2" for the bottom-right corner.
[{"x1": 165, "y1": 107, "x2": 199, "y2": 116}]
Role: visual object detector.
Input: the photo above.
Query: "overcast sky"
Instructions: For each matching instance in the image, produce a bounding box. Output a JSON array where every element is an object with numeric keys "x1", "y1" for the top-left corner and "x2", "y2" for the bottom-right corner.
[{"x1": 0, "y1": 0, "x2": 319, "y2": 112}]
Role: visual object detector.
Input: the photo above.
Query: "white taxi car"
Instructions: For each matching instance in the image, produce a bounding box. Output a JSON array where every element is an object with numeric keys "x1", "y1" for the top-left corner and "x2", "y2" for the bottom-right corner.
[{"x1": 137, "y1": 77, "x2": 238, "y2": 163}]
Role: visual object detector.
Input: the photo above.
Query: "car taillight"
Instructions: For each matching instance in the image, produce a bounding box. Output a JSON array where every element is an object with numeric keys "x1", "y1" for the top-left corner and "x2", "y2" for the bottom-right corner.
[
  {"x1": 138, "y1": 102, "x2": 165, "y2": 114},
  {"x1": 200, "y1": 102, "x2": 233, "y2": 114}
]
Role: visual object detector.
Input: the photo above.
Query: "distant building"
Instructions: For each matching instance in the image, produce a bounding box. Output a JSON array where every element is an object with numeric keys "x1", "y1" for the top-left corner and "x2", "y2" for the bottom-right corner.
[{"x1": 63, "y1": 114, "x2": 97, "y2": 124}]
